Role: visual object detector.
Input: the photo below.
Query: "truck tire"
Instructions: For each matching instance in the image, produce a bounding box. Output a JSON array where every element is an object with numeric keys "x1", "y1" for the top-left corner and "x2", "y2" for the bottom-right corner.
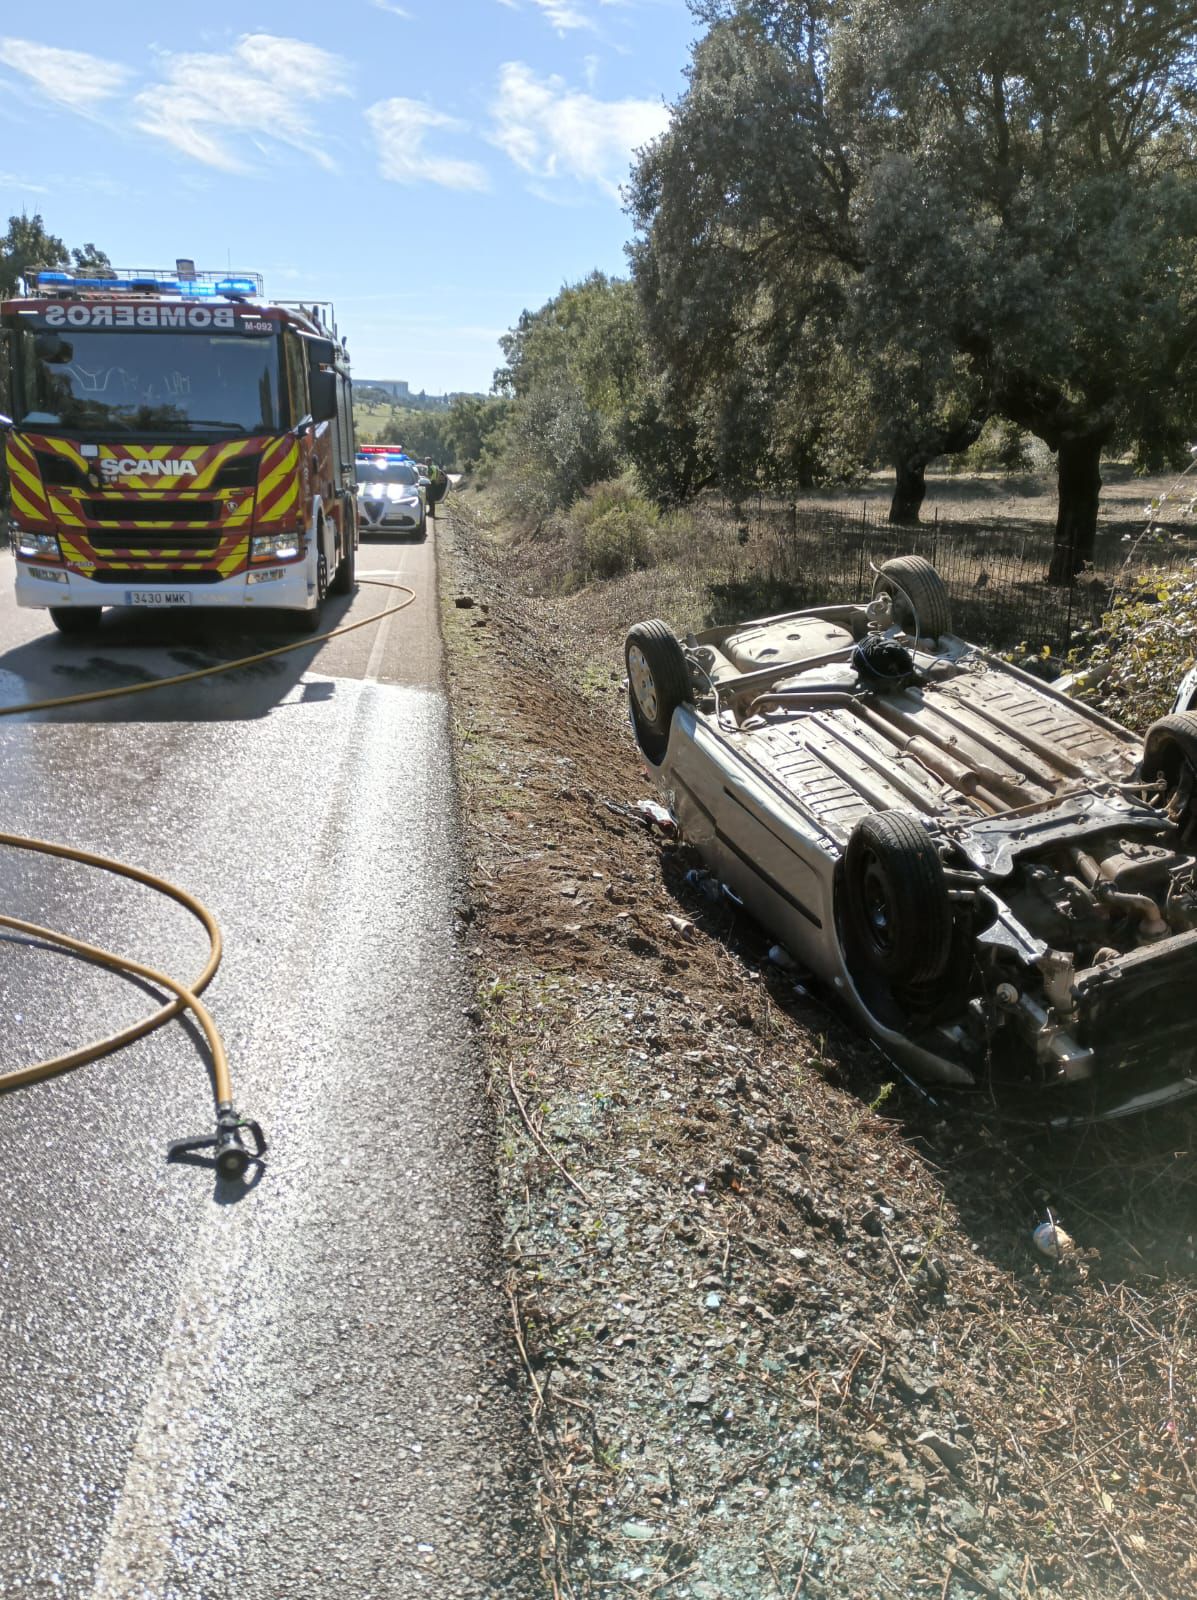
[
  {"x1": 330, "y1": 526, "x2": 356, "y2": 596},
  {"x1": 625, "y1": 619, "x2": 692, "y2": 766},
  {"x1": 292, "y1": 549, "x2": 329, "y2": 635},
  {"x1": 875, "y1": 556, "x2": 953, "y2": 642},
  {"x1": 842, "y1": 811, "x2": 953, "y2": 984},
  {"x1": 49, "y1": 606, "x2": 103, "y2": 635}
]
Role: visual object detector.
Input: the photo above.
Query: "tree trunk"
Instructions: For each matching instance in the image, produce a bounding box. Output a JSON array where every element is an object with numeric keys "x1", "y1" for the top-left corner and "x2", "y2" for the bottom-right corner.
[
  {"x1": 1048, "y1": 435, "x2": 1104, "y2": 585},
  {"x1": 889, "y1": 457, "x2": 927, "y2": 525}
]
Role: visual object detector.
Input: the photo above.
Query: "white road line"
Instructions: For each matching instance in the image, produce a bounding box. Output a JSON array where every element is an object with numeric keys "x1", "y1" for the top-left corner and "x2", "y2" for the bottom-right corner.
[
  {"x1": 361, "y1": 542, "x2": 420, "y2": 684},
  {"x1": 91, "y1": 1208, "x2": 247, "y2": 1599}
]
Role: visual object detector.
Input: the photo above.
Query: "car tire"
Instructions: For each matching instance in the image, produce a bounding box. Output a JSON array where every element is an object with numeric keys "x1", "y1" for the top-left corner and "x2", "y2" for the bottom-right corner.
[
  {"x1": 625, "y1": 619, "x2": 692, "y2": 765},
  {"x1": 292, "y1": 548, "x2": 329, "y2": 635},
  {"x1": 875, "y1": 556, "x2": 953, "y2": 641},
  {"x1": 330, "y1": 526, "x2": 356, "y2": 596},
  {"x1": 49, "y1": 606, "x2": 103, "y2": 635},
  {"x1": 843, "y1": 811, "x2": 953, "y2": 984},
  {"x1": 1141, "y1": 712, "x2": 1197, "y2": 831},
  {"x1": 418, "y1": 511, "x2": 427, "y2": 538}
]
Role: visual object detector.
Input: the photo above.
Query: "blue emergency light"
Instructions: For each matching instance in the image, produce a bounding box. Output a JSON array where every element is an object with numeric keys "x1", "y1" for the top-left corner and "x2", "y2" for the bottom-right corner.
[{"x1": 34, "y1": 269, "x2": 262, "y2": 299}]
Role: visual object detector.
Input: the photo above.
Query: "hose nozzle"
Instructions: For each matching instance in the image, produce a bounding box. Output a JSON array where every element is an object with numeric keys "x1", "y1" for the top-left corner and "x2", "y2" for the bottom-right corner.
[{"x1": 167, "y1": 1105, "x2": 267, "y2": 1178}]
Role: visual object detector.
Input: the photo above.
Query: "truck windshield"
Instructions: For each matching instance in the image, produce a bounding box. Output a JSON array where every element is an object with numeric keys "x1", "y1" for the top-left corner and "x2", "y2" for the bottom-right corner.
[{"x1": 7, "y1": 325, "x2": 283, "y2": 435}]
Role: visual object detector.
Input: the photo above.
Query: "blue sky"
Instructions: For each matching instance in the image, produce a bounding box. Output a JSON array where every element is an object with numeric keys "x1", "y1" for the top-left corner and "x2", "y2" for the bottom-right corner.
[{"x1": 0, "y1": 0, "x2": 697, "y2": 393}]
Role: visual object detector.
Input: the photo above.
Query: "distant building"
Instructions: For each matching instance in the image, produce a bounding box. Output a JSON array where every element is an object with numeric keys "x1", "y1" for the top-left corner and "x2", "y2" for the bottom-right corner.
[{"x1": 359, "y1": 379, "x2": 411, "y2": 400}]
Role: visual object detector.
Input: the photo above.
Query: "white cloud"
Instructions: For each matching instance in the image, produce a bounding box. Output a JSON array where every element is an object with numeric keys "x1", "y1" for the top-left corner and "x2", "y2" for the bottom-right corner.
[
  {"x1": 0, "y1": 170, "x2": 48, "y2": 194},
  {"x1": 366, "y1": 98, "x2": 490, "y2": 190},
  {"x1": 134, "y1": 34, "x2": 351, "y2": 173},
  {"x1": 530, "y1": 0, "x2": 597, "y2": 33},
  {"x1": 371, "y1": 0, "x2": 413, "y2": 15},
  {"x1": 0, "y1": 38, "x2": 131, "y2": 111},
  {"x1": 488, "y1": 61, "x2": 668, "y2": 199},
  {"x1": 496, "y1": 0, "x2": 597, "y2": 27}
]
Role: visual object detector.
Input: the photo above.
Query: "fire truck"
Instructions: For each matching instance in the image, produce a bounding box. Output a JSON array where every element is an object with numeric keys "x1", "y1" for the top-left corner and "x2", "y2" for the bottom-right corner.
[{"x1": 0, "y1": 265, "x2": 357, "y2": 634}]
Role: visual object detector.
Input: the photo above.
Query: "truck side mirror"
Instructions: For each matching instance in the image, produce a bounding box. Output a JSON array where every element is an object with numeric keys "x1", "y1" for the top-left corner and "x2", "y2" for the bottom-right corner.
[
  {"x1": 309, "y1": 371, "x2": 337, "y2": 423},
  {"x1": 306, "y1": 338, "x2": 339, "y2": 423}
]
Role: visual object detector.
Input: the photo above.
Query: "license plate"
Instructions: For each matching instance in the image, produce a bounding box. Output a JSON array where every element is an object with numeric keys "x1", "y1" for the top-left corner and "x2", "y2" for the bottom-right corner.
[{"x1": 125, "y1": 590, "x2": 193, "y2": 607}]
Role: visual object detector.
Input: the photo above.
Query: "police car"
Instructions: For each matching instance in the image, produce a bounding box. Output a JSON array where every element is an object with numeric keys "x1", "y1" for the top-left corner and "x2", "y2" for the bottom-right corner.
[{"x1": 355, "y1": 446, "x2": 427, "y2": 537}]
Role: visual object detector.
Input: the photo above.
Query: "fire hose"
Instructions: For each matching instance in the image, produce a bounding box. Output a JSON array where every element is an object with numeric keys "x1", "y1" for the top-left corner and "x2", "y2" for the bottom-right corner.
[{"x1": 0, "y1": 577, "x2": 417, "y2": 1178}]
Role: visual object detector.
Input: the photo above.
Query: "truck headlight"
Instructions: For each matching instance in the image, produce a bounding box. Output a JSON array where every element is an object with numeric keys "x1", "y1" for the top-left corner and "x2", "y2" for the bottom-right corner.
[
  {"x1": 250, "y1": 532, "x2": 301, "y2": 562},
  {"x1": 14, "y1": 530, "x2": 61, "y2": 560}
]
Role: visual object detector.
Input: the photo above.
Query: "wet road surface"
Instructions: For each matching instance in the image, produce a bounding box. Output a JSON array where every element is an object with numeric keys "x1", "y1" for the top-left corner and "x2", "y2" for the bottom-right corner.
[{"x1": 0, "y1": 520, "x2": 533, "y2": 1597}]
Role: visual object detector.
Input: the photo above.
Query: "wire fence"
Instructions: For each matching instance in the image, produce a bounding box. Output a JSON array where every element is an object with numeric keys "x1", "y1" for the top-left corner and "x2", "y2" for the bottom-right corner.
[{"x1": 701, "y1": 497, "x2": 1197, "y2": 654}]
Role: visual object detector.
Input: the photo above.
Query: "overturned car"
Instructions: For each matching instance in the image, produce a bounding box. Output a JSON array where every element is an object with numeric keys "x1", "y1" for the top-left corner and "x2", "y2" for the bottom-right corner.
[{"x1": 626, "y1": 557, "x2": 1197, "y2": 1120}]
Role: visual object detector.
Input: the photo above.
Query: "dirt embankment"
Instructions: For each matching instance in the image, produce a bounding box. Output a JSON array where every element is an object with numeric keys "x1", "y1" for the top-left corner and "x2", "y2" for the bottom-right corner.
[{"x1": 440, "y1": 500, "x2": 1197, "y2": 1600}]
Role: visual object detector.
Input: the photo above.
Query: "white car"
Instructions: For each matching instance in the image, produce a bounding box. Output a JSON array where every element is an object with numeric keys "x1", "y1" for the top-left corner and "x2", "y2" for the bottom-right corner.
[
  {"x1": 355, "y1": 454, "x2": 426, "y2": 537},
  {"x1": 626, "y1": 556, "x2": 1197, "y2": 1122}
]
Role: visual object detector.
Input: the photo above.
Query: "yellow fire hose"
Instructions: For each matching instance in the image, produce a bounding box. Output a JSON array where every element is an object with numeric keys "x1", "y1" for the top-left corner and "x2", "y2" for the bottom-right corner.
[{"x1": 0, "y1": 576, "x2": 417, "y2": 1178}]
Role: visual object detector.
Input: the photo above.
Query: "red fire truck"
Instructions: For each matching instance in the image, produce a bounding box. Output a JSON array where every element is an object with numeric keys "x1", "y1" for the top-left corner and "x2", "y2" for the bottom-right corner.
[{"x1": 0, "y1": 266, "x2": 357, "y2": 634}]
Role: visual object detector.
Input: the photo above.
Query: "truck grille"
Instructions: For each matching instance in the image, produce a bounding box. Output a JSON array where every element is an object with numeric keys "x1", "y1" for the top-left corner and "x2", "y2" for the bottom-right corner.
[
  {"x1": 84, "y1": 500, "x2": 220, "y2": 524},
  {"x1": 85, "y1": 532, "x2": 228, "y2": 554},
  {"x1": 87, "y1": 568, "x2": 229, "y2": 584}
]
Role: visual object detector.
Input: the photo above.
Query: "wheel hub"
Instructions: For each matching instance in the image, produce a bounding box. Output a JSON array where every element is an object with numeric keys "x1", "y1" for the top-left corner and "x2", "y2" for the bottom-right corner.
[{"x1": 627, "y1": 645, "x2": 659, "y2": 720}]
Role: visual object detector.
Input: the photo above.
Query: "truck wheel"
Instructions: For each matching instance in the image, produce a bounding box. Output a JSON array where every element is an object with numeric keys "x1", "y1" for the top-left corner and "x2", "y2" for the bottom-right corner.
[
  {"x1": 1141, "y1": 713, "x2": 1197, "y2": 833},
  {"x1": 330, "y1": 528, "x2": 356, "y2": 596},
  {"x1": 875, "y1": 556, "x2": 953, "y2": 642},
  {"x1": 842, "y1": 811, "x2": 953, "y2": 984},
  {"x1": 292, "y1": 550, "x2": 329, "y2": 635},
  {"x1": 625, "y1": 620, "x2": 692, "y2": 766},
  {"x1": 49, "y1": 607, "x2": 103, "y2": 635}
]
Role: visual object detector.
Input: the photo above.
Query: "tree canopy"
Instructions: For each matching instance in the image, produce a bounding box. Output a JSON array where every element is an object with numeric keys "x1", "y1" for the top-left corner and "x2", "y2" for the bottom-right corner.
[
  {"x1": 629, "y1": 0, "x2": 1197, "y2": 571},
  {"x1": 0, "y1": 214, "x2": 110, "y2": 296}
]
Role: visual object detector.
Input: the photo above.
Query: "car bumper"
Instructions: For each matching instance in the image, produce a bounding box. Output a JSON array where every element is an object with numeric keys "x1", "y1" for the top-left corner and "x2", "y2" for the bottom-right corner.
[
  {"x1": 14, "y1": 561, "x2": 317, "y2": 611},
  {"x1": 358, "y1": 500, "x2": 424, "y2": 532}
]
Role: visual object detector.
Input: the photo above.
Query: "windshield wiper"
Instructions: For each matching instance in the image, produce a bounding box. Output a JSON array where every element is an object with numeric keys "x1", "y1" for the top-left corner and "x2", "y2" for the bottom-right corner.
[{"x1": 175, "y1": 420, "x2": 253, "y2": 432}]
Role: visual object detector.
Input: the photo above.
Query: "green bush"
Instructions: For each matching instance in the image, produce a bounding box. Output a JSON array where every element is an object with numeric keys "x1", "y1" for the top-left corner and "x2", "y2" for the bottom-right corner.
[
  {"x1": 565, "y1": 479, "x2": 661, "y2": 583},
  {"x1": 1075, "y1": 561, "x2": 1197, "y2": 730},
  {"x1": 947, "y1": 418, "x2": 1035, "y2": 475}
]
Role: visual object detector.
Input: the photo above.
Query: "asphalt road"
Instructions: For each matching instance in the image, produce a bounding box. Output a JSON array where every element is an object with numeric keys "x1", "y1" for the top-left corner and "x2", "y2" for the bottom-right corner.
[{"x1": 0, "y1": 515, "x2": 533, "y2": 1598}]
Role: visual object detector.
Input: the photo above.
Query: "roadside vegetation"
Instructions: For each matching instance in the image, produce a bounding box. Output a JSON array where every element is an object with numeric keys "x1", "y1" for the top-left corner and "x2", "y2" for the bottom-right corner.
[{"x1": 354, "y1": 392, "x2": 509, "y2": 471}]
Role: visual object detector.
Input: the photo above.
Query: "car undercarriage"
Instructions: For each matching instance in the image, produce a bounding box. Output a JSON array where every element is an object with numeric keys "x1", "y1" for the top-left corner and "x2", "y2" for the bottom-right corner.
[{"x1": 626, "y1": 557, "x2": 1197, "y2": 1120}]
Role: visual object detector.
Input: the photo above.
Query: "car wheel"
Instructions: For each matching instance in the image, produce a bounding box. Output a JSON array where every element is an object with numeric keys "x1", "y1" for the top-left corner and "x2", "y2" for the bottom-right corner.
[
  {"x1": 49, "y1": 606, "x2": 103, "y2": 635},
  {"x1": 330, "y1": 526, "x2": 356, "y2": 595},
  {"x1": 418, "y1": 511, "x2": 427, "y2": 538},
  {"x1": 843, "y1": 811, "x2": 953, "y2": 984},
  {"x1": 1141, "y1": 712, "x2": 1197, "y2": 833},
  {"x1": 625, "y1": 620, "x2": 692, "y2": 765},
  {"x1": 875, "y1": 556, "x2": 953, "y2": 642},
  {"x1": 292, "y1": 548, "x2": 329, "y2": 634}
]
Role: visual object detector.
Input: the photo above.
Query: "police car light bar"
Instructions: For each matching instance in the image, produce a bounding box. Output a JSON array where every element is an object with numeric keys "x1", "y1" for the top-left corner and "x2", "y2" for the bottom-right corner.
[
  {"x1": 33, "y1": 269, "x2": 264, "y2": 299},
  {"x1": 357, "y1": 445, "x2": 409, "y2": 456}
]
